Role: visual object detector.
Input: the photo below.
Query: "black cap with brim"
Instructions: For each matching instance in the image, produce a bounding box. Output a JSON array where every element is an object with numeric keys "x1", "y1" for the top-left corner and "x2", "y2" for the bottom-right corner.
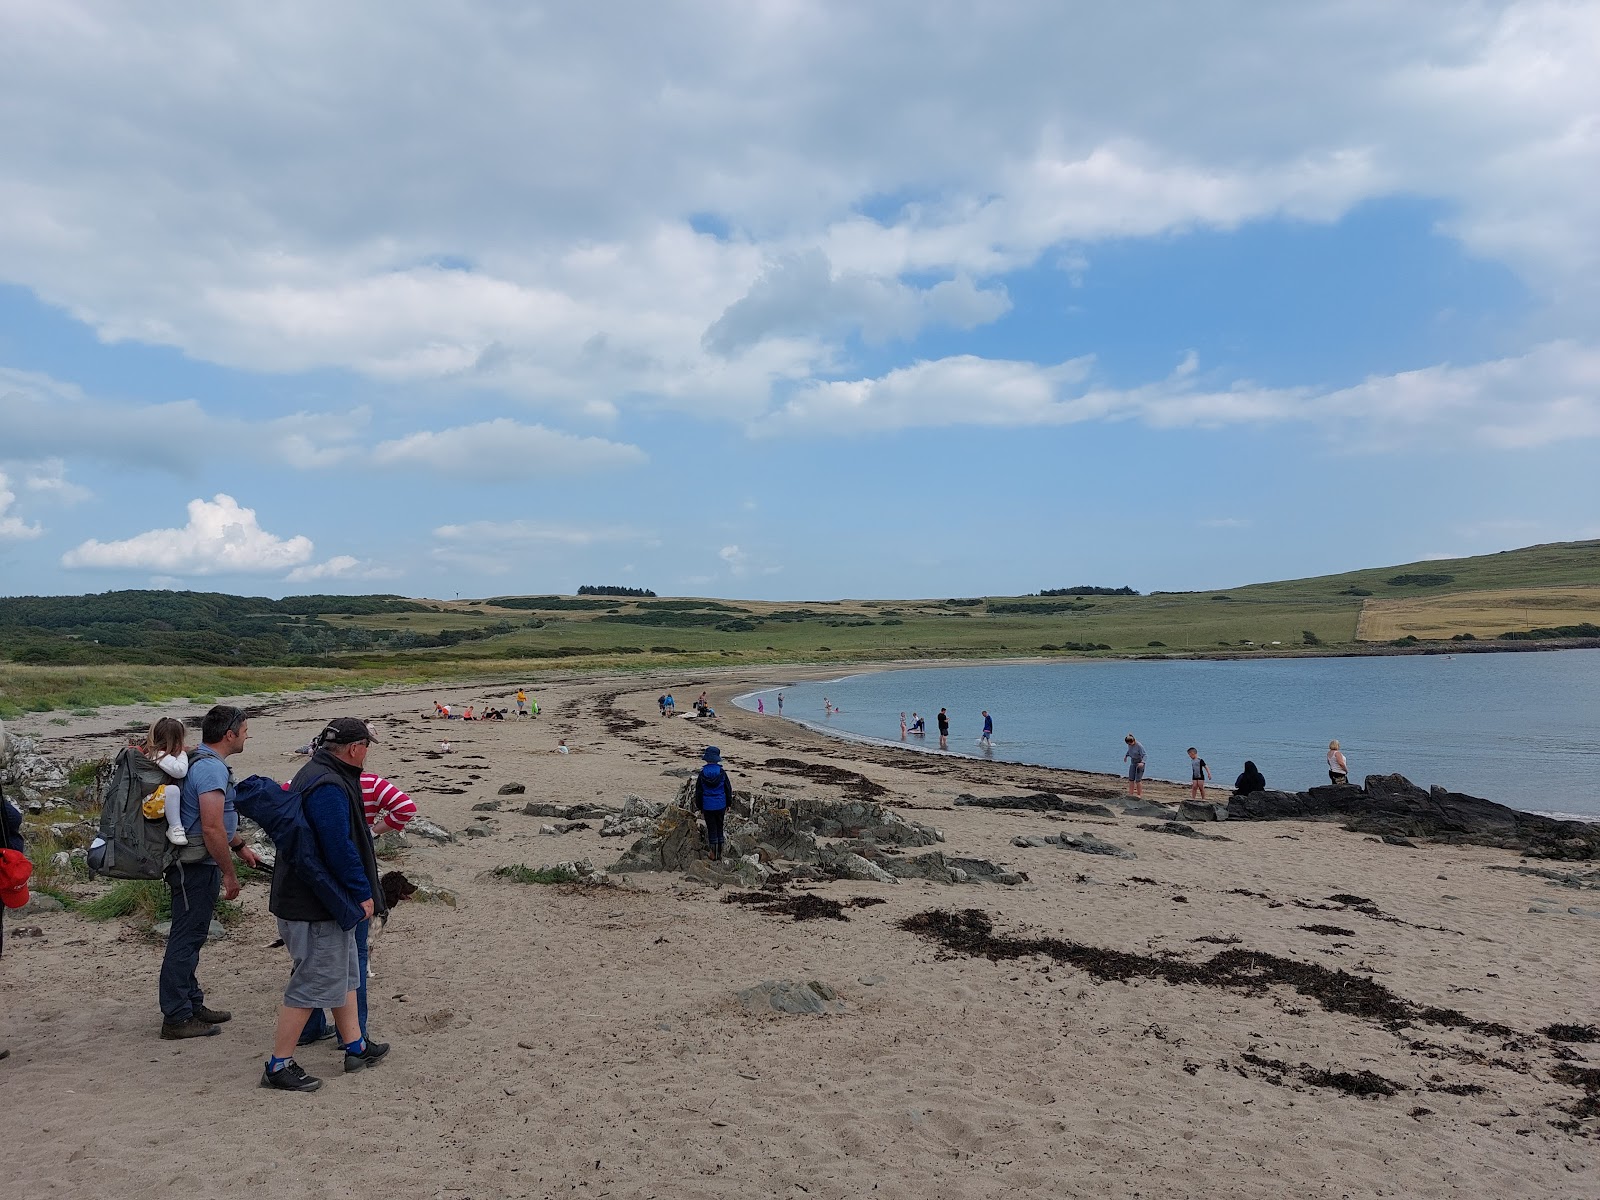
[{"x1": 319, "y1": 717, "x2": 378, "y2": 746}]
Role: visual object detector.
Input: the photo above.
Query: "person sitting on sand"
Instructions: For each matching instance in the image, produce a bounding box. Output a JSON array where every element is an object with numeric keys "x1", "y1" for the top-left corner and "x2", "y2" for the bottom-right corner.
[
  {"x1": 554, "y1": 738, "x2": 573, "y2": 754},
  {"x1": 1234, "y1": 761, "x2": 1266, "y2": 794},
  {"x1": 692, "y1": 746, "x2": 734, "y2": 862}
]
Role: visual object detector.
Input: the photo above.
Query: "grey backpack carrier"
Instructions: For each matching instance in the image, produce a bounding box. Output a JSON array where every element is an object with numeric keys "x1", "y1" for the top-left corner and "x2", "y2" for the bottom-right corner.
[{"x1": 87, "y1": 746, "x2": 174, "y2": 880}]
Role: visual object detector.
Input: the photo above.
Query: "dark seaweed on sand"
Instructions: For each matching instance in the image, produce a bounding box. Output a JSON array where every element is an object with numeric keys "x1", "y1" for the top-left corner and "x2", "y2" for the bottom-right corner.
[
  {"x1": 723, "y1": 891, "x2": 886, "y2": 922},
  {"x1": 899, "y1": 908, "x2": 1514, "y2": 1037},
  {"x1": 1299, "y1": 924, "x2": 1357, "y2": 937},
  {"x1": 1543, "y1": 1023, "x2": 1600, "y2": 1043},
  {"x1": 760, "y1": 758, "x2": 888, "y2": 801}
]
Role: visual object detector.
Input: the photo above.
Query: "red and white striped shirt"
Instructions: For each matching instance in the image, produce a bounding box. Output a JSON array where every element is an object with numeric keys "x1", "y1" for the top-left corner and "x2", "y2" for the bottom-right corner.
[{"x1": 361, "y1": 773, "x2": 418, "y2": 830}]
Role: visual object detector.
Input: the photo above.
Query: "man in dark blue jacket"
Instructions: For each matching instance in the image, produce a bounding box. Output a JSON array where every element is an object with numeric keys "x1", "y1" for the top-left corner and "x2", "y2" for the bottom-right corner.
[{"x1": 260, "y1": 718, "x2": 390, "y2": 1093}]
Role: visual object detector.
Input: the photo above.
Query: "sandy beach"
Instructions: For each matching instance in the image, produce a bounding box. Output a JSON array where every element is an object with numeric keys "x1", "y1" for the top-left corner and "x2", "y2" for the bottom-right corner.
[{"x1": 3, "y1": 666, "x2": 1596, "y2": 1199}]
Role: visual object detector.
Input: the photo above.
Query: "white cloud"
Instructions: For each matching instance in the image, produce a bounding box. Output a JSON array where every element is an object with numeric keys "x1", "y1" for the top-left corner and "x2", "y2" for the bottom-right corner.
[
  {"x1": 0, "y1": 2, "x2": 1595, "y2": 418},
  {"x1": 0, "y1": 370, "x2": 642, "y2": 480},
  {"x1": 285, "y1": 555, "x2": 398, "y2": 583},
  {"x1": 432, "y1": 521, "x2": 650, "y2": 548},
  {"x1": 753, "y1": 339, "x2": 1600, "y2": 451},
  {"x1": 60, "y1": 494, "x2": 314, "y2": 574},
  {"x1": 17, "y1": 457, "x2": 91, "y2": 503},
  {"x1": 371, "y1": 419, "x2": 645, "y2": 479},
  {"x1": 0, "y1": 470, "x2": 43, "y2": 540}
]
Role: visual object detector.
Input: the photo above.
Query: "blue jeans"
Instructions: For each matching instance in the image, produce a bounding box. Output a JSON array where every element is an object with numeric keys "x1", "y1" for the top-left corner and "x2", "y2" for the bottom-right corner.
[
  {"x1": 159, "y1": 862, "x2": 220, "y2": 1023},
  {"x1": 299, "y1": 918, "x2": 369, "y2": 1044}
]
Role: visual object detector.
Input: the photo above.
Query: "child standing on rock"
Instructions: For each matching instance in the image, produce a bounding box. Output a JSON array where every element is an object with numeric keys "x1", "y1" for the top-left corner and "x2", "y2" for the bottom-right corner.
[{"x1": 692, "y1": 746, "x2": 734, "y2": 862}]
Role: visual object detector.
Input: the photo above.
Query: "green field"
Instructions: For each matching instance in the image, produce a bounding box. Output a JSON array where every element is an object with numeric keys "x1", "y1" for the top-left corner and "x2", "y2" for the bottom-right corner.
[{"x1": 3, "y1": 540, "x2": 1598, "y2": 717}]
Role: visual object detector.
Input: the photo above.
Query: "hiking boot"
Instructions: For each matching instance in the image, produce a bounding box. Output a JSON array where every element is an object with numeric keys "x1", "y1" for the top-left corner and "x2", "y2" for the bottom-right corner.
[
  {"x1": 160, "y1": 1017, "x2": 221, "y2": 1040},
  {"x1": 343, "y1": 1040, "x2": 391, "y2": 1072},
  {"x1": 297, "y1": 1026, "x2": 337, "y2": 1047},
  {"x1": 193, "y1": 1004, "x2": 232, "y2": 1024},
  {"x1": 260, "y1": 1060, "x2": 323, "y2": 1093}
]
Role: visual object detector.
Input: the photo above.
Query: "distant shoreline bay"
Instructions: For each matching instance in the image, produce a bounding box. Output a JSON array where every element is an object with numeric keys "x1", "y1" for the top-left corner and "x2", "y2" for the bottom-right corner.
[{"x1": 738, "y1": 648, "x2": 1600, "y2": 819}]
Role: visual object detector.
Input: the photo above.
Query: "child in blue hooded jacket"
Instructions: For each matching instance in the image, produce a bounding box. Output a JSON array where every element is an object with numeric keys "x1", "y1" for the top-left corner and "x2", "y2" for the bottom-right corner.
[{"x1": 692, "y1": 746, "x2": 734, "y2": 861}]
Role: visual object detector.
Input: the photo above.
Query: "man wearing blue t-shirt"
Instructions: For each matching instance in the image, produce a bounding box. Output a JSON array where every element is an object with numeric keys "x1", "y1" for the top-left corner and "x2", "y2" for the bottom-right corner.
[{"x1": 159, "y1": 704, "x2": 260, "y2": 1040}]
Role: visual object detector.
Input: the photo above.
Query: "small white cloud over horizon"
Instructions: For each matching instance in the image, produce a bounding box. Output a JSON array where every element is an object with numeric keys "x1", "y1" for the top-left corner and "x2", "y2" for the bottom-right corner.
[
  {"x1": 372, "y1": 419, "x2": 645, "y2": 479},
  {"x1": 0, "y1": 470, "x2": 43, "y2": 540},
  {"x1": 285, "y1": 555, "x2": 398, "y2": 583},
  {"x1": 61, "y1": 494, "x2": 314, "y2": 575}
]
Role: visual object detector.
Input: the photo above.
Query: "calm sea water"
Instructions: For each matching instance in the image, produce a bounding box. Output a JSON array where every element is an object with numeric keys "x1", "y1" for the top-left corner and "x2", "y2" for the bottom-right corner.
[{"x1": 735, "y1": 650, "x2": 1600, "y2": 818}]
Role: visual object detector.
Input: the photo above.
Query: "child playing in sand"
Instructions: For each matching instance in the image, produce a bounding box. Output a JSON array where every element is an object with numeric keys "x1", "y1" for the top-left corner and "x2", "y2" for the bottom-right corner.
[
  {"x1": 1187, "y1": 747, "x2": 1211, "y2": 799},
  {"x1": 138, "y1": 717, "x2": 191, "y2": 845}
]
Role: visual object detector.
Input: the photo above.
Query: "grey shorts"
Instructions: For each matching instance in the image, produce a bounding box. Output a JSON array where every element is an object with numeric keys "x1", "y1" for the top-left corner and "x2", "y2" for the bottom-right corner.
[
  {"x1": 1128, "y1": 762, "x2": 1145, "y2": 781},
  {"x1": 278, "y1": 918, "x2": 360, "y2": 1009}
]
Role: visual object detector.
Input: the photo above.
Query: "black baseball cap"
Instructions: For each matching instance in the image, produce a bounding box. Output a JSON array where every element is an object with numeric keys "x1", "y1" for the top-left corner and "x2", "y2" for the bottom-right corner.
[{"x1": 318, "y1": 717, "x2": 379, "y2": 746}]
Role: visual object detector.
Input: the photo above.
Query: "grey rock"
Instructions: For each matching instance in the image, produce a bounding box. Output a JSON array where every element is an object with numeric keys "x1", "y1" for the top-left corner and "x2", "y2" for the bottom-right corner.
[
  {"x1": 1227, "y1": 774, "x2": 1600, "y2": 861},
  {"x1": 956, "y1": 793, "x2": 1117, "y2": 818},
  {"x1": 411, "y1": 882, "x2": 458, "y2": 907},
  {"x1": 471, "y1": 800, "x2": 503, "y2": 812},
  {"x1": 18, "y1": 894, "x2": 64, "y2": 915},
  {"x1": 738, "y1": 979, "x2": 845, "y2": 1016},
  {"x1": 859, "y1": 974, "x2": 885, "y2": 986},
  {"x1": 522, "y1": 802, "x2": 566, "y2": 817},
  {"x1": 564, "y1": 803, "x2": 619, "y2": 821},
  {"x1": 1118, "y1": 798, "x2": 1180, "y2": 819},
  {"x1": 407, "y1": 816, "x2": 455, "y2": 844},
  {"x1": 1177, "y1": 801, "x2": 1228, "y2": 823},
  {"x1": 1381, "y1": 834, "x2": 1418, "y2": 848},
  {"x1": 1054, "y1": 831, "x2": 1136, "y2": 859},
  {"x1": 497, "y1": 783, "x2": 527, "y2": 795},
  {"x1": 1137, "y1": 821, "x2": 1231, "y2": 842},
  {"x1": 1570, "y1": 906, "x2": 1600, "y2": 918},
  {"x1": 463, "y1": 825, "x2": 493, "y2": 838},
  {"x1": 153, "y1": 919, "x2": 227, "y2": 941},
  {"x1": 826, "y1": 850, "x2": 898, "y2": 886},
  {"x1": 373, "y1": 830, "x2": 408, "y2": 857}
]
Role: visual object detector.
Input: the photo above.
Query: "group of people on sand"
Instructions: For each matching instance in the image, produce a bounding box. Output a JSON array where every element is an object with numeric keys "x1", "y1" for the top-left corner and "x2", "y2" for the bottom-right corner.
[
  {"x1": 67, "y1": 705, "x2": 424, "y2": 1094},
  {"x1": 658, "y1": 690, "x2": 719, "y2": 719},
  {"x1": 1121, "y1": 733, "x2": 1352, "y2": 800},
  {"x1": 431, "y1": 690, "x2": 537, "y2": 721},
  {"x1": 898, "y1": 707, "x2": 990, "y2": 752}
]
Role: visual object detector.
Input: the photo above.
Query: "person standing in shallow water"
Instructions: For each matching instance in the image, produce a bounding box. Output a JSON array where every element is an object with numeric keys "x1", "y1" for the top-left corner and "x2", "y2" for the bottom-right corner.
[
  {"x1": 693, "y1": 746, "x2": 734, "y2": 862},
  {"x1": 1123, "y1": 734, "x2": 1147, "y2": 797},
  {"x1": 936, "y1": 708, "x2": 949, "y2": 750}
]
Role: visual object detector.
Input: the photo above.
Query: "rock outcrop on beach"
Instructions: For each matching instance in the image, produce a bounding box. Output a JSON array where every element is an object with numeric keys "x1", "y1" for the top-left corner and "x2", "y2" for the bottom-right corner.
[
  {"x1": 610, "y1": 783, "x2": 1019, "y2": 885},
  {"x1": 956, "y1": 793, "x2": 1117, "y2": 817},
  {"x1": 1226, "y1": 774, "x2": 1600, "y2": 860}
]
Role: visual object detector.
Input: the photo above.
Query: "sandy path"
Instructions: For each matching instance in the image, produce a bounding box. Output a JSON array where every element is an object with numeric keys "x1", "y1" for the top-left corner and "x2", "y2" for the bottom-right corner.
[{"x1": 3, "y1": 668, "x2": 1596, "y2": 1198}]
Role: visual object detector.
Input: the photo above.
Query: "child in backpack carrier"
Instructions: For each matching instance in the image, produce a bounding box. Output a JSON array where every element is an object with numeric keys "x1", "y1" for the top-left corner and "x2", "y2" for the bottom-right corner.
[{"x1": 138, "y1": 718, "x2": 191, "y2": 846}]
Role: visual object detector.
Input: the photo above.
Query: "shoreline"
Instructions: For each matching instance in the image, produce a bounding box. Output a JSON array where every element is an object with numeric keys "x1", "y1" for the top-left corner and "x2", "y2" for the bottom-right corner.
[{"x1": 5, "y1": 667, "x2": 1596, "y2": 1197}]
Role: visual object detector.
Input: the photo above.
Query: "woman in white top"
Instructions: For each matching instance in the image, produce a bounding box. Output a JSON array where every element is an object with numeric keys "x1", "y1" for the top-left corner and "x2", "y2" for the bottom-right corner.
[{"x1": 1327, "y1": 740, "x2": 1349, "y2": 786}]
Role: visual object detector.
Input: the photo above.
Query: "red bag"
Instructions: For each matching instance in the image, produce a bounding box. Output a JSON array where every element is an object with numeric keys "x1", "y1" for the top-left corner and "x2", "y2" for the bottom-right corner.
[{"x1": 0, "y1": 847, "x2": 32, "y2": 909}]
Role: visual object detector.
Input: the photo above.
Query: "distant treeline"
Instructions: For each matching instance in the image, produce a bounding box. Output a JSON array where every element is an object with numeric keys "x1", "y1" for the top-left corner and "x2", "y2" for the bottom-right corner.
[
  {"x1": 0, "y1": 588, "x2": 469, "y2": 667},
  {"x1": 1038, "y1": 586, "x2": 1139, "y2": 597},
  {"x1": 577, "y1": 585, "x2": 657, "y2": 597}
]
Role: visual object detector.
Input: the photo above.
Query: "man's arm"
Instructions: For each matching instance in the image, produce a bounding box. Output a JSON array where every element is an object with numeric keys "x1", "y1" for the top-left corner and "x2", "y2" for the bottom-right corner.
[
  {"x1": 305, "y1": 783, "x2": 373, "y2": 905},
  {"x1": 198, "y1": 790, "x2": 240, "y2": 900}
]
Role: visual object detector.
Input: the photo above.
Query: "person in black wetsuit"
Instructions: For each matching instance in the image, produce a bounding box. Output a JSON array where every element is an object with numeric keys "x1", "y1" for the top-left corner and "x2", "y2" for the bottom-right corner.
[{"x1": 1233, "y1": 761, "x2": 1266, "y2": 794}]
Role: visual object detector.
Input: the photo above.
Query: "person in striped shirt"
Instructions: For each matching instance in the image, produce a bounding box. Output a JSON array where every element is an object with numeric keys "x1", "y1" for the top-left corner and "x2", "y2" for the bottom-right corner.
[
  {"x1": 362, "y1": 773, "x2": 417, "y2": 832},
  {"x1": 297, "y1": 772, "x2": 417, "y2": 1047}
]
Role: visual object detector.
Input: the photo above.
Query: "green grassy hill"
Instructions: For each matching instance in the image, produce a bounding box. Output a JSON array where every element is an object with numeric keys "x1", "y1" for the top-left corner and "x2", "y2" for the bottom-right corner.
[{"x1": 4, "y1": 540, "x2": 1599, "y2": 717}]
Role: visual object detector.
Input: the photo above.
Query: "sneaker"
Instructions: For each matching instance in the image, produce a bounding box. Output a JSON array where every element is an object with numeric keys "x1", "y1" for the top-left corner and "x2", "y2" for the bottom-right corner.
[
  {"x1": 193, "y1": 1004, "x2": 232, "y2": 1024},
  {"x1": 344, "y1": 1040, "x2": 391, "y2": 1073},
  {"x1": 260, "y1": 1060, "x2": 323, "y2": 1092},
  {"x1": 167, "y1": 828, "x2": 188, "y2": 846},
  {"x1": 297, "y1": 1026, "x2": 337, "y2": 1047},
  {"x1": 160, "y1": 1017, "x2": 221, "y2": 1040}
]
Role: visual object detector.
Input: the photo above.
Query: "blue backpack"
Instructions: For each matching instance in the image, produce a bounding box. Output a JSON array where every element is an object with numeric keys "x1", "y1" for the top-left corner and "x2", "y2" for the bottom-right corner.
[{"x1": 234, "y1": 775, "x2": 365, "y2": 930}]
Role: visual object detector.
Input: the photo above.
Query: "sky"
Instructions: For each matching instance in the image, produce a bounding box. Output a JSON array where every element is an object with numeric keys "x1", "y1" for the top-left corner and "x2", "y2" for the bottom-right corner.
[{"x1": 1, "y1": 1, "x2": 1598, "y2": 602}]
